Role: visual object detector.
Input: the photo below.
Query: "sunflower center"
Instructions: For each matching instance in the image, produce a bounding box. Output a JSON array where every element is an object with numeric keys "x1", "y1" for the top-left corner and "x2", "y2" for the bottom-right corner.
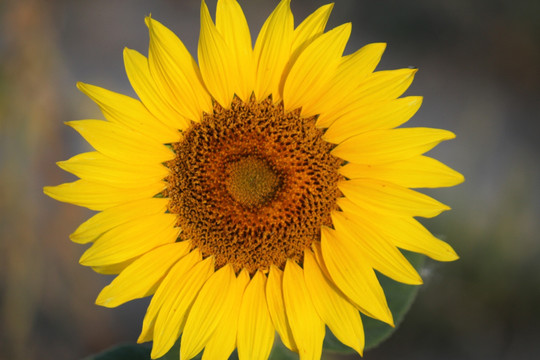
[
  {"x1": 225, "y1": 156, "x2": 280, "y2": 207},
  {"x1": 165, "y1": 97, "x2": 343, "y2": 274}
]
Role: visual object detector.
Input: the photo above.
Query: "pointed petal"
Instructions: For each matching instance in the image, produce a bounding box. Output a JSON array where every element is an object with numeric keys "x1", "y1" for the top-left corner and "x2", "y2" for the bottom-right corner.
[
  {"x1": 146, "y1": 17, "x2": 212, "y2": 121},
  {"x1": 181, "y1": 264, "x2": 236, "y2": 360},
  {"x1": 138, "y1": 250, "x2": 202, "y2": 344},
  {"x1": 331, "y1": 211, "x2": 423, "y2": 285},
  {"x1": 43, "y1": 180, "x2": 165, "y2": 211},
  {"x1": 215, "y1": 0, "x2": 255, "y2": 101},
  {"x1": 202, "y1": 270, "x2": 250, "y2": 360},
  {"x1": 340, "y1": 155, "x2": 464, "y2": 188},
  {"x1": 332, "y1": 127, "x2": 455, "y2": 165},
  {"x1": 321, "y1": 226, "x2": 394, "y2": 325},
  {"x1": 57, "y1": 152, "x2": 169, "y2": 189},
  {"x1": 317, "y1": 68, "x2": 416, "y2": 128},
  {"x1": 151, "y1": 257, "x2": 215, "y2": 358},
  {"x1": 237, "y1": 271, "x2": 275, "y2": 360},
  {"x1": 324, "y1": 96, "x2": 423, "y2": 144},
  {"x1": 291, "y1": 4, "x2": 333, "y2": 52},
  {"x1": 79, "y1": 213, "x2": 178, "y2": 266},
  {"x1": 337, "y1": 198, "x2": 459, "y2": 261},
  {"x1": 96, "y1": 241, "x2": 191, "y2": 308},
  {"x1": 266, "y1": 266, "x2": 296, "y2": 351},
  {"x1": 338, "y1": 178, "x2": 450, "y2": 218},
  {"x1": 91, "y1": 259, "x2": 135, "y2": 275},
  {"x1": 69, "y1": 198, "x2": 168, "y2": 244},
  {"x1": 283, "y1": 260, "x2": 325, "y2": 360},
  {"x1": 304, "y1": 250, "x2": 364, "y2": 355},
  {"x1": 253, "y1": 0, "x2": 294, "y2": 100},
  {"x1": 123, "y1": 48, "x2": 190, "y2": 130},
  {"x1": 76, "y1": 82, "x2": 179, "y2": 143},
  {"x1": 283, "y1": 23, "x2": 351, "y2": 113},
  {"x1": 198, "y1": 0, "x2": 239, "y2": 106},
  {"x1": 65, "y1": 120, "x2": 175, "y2": 165}
]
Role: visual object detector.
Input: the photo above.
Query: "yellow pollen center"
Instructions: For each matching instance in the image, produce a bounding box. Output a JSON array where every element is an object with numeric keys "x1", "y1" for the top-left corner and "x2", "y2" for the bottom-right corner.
[{"x1": 225, "y1": 157, "x2": 280, "y2": 207}]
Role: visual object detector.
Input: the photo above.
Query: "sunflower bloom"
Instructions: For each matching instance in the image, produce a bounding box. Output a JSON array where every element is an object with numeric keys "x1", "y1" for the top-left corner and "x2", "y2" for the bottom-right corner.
[{"x1": 44, "y1": 0, "x2": 463, "y2": 359}]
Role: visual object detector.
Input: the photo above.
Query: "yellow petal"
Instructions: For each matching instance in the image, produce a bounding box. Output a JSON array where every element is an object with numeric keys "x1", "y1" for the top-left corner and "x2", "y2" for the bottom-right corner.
[
  {"x1": 202, "y1": 270, "x2": 250, "y2": 360},
  {"x1": 337, "y1": 198, "x2": 459, "y2": 261},
  {"x1": 253, "y1": 0, "x2": 293, "y2": 101},
  {"x1": 237, "y1": 271, "x2": 275, "y2": 360},
  {"x1": 151, "y1": 257, "x2": 214, "y2": 358},
  {"x1": 123, "y1": 48, "x2": 190, "y2": 130},
  {"x1": 331, "y1": 211, "x2": 423, "y2": 285},
  {"x1": 43, "y1": 180, "x2": 165, "y2": 211},
  {"x1": 304, "y1": 250, "x2": 364, "y2": 355},
  {"x1": 79, "y1": 213, "x2": 178, "y2": 266},
  {"x1": 181, "y1": 264, "x2": 236, "y2": 360},
  {"x1": 283, "y1": 23, "x2": 351, "y2": 113},
  {"x1": 96, "y1": 241, "x2": 191, "y2": 308},
  {"x1": 340, "y1": 155, "x2": 465, "y2": 188},
  {"x1": 57, "y1": 152, "x2": 169, "y2": 189},
  {"x1": 215, "y1": 0, "x2": 255, "y2": 101},
  {"x1": 323, "y1": 96, "x2": 423, "y2": 144},
  {"x1": 266, "y1": 266, "x2": 296, "y2": 351},
  {"x1": 283, "y1": 260, "x2": 325, "y2": 360},
  {"x1": 70, "y1": 198, "x2": 168, "y2": 244},
  {"x1": 291, "y1": 3, "x2": 333, "y2": 52},
  {"x1": 338, "y1": 178, "x2": 450, "y2": 218},
  {"x1": 76, "y1": 82, "x2": 179, "y2": 143},
  {"x1": 332, "y1": 127, "x2": 456, "y2": 165},
  {"x1": 65, "y1": 120, "x2": 175, "y2": 165},
  {"x1": 146, "y1": 17, "x2": 212, "y2": 121},
  {"x1": 321, "y1": 226, "x2": 394, "y2": 325},
  {"x1": 198, "y1": 0, "x2": 239, "y2": 106},
  {"x1": 138, "y1": 250, "x2": 202, "y2": 343},
  {"x1": 91, "y1": 259, "x2": 136, "y2": 275},
  {"x1": 311, "y1": 42, "x2": 386, "y2": 124},
  {"x1": 317, "y1": 68, "x2": 416, "y2": 128}
]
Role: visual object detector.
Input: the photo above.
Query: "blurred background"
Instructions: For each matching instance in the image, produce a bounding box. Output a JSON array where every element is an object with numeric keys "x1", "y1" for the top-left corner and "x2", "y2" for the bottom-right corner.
[{"x1": 1, "y1": 0, "x2": 539, "y2": 359}]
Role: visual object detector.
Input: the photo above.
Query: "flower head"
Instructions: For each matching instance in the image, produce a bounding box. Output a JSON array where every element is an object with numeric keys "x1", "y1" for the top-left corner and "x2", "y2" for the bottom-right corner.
[{"x1": 44, "y1": 0, "x2": 463, "y2": 359}]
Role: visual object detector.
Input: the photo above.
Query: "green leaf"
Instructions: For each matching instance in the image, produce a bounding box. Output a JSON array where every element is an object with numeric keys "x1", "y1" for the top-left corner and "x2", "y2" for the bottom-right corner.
[{"x1": 323, "y1": 251, "x2": 426, "y2": 354}]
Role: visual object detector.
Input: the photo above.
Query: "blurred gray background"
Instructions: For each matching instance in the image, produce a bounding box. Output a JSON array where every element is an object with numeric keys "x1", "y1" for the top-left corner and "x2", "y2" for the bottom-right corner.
[{"x1": 1, "y1": 0, "x2": 539, "y2": 359}]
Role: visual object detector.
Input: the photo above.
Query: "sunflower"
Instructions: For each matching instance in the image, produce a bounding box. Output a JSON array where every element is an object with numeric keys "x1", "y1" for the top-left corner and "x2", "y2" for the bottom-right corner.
[{"x1": 44, "y1": 0, "x2": 463, "y2": 359}]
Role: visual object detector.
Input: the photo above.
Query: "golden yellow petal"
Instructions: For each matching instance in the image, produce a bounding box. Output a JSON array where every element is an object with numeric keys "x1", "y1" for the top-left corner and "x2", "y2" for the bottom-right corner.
[
  {"x1": 337, "y1": 198, "x2": 459, "y2": 261},
  {"x1": 317, "y1": 68, "x2": 417, "y2": 128},
  {"x1": 138, "y1": 250, "x2": 202, "y2": 344},
  {"x1": 338, "y1": 178, "x2": 450, "y2": 218},
  {"x1": 283, "y1": 260, "x2": 325, "y2": 360},
  {"x1": 332, "y1": 127, "x2": 455, "y2": 165},
  {"x1": 323, "y1": 96, "x2": 423, "y2": 144},
  {"x1": 253, "y1": 0, "x2": 293, "y2": 101},
  {"x1": 57, "y1": 152, "x2": 168, "y2": 189},
  {"x1": 181, "y1": 264, "x2": 236, "y2": 360},
  {"x1": 215, "y1": 0, "x2": 255, "y2": 101},
  {"x1": 237, "y1": 271, "x2": 275, "y2": 360},
  {"x1": 96, "y1": 241, "x2": 191, "y2": 308},
  {"x1": 340, "y1": 155, "x2": 464, "y2": 188},
  {"x1": 291, "y1": 3, "x2": 333, "y2": 52},
  {"x1": 266, "y1": 266, "x2": 297, "y2": 351},
  {"x1": 65, "y1": 120, "x2": 175, "y2": 165},
  {"x1": 43, "y1": 180, "x2": 165, "y2": 211},
  {"x1": 321, "y1": 226, "x2": 394, "y2": 325},
  {"x1": 146, "y1": 17, "x2": 212, "y2": 121},
  {"x1": 70, "y1": 198, "x2": 168, "y2": 244},
  {"x1": 79, "y1": 213, "x2": 178, "y2": 266},
  {"x1": 76, "y1": 82, "x2": 179, "y2": 143},
  {"x1": 304, "y1": 250, "x2": 364, "y2": 355},
  {"x1": 151, "y1": 257, "x2": 214, "y2": 358},
  {"x1": 123, "y1": 48, "x2": 190, "y2": 130},
  {"x1": 331, "y1": 211, "x2": 423, "y2": 285},
  {"x1": 202, "y1": 270, "x2": 250, "y2": 360},
  {"x1": 283, "y1": 23, "x2": 351, "y2": 113}
]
